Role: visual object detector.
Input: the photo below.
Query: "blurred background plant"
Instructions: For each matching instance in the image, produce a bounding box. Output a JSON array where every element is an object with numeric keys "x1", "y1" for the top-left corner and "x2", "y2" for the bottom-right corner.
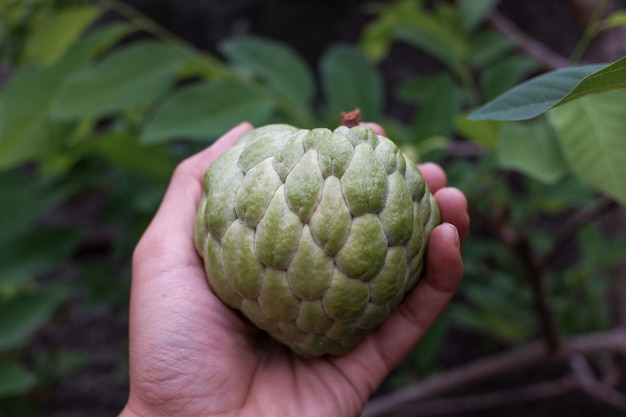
[{"x1": 1, "y1": 0, "x2": 626, "y2": 416}]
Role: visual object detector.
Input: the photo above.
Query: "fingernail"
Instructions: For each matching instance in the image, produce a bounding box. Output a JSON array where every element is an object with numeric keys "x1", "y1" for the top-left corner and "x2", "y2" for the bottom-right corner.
[{"x1": 444, "y1": 222, "x2": 460, "y2": 249}]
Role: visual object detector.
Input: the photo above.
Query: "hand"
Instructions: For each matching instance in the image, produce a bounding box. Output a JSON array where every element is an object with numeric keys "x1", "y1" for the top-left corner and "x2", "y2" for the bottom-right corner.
[{"x1": 120, "y1": 122, "x2": 469, "y2": 417}]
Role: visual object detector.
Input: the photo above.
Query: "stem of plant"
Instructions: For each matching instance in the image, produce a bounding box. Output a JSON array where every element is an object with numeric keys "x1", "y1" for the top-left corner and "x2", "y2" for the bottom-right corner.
[
  {"x1": 514, "y1": 233, "x2": 563, "y2": 353},
  {"x1": 568, "y1": 0, "x2": 612, "y2": 63},
  {"x1": 97, "y1": 0, "x2": 231, "y2": 79},
  {"x1": 471, "y1": 205, "x2": 562, "y2": 353}
]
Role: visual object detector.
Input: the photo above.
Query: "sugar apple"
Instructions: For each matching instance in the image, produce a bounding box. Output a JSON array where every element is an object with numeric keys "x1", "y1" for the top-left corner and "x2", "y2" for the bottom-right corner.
[{"x1": 194, "y1": 119, "x2": 440, "y2": 358}]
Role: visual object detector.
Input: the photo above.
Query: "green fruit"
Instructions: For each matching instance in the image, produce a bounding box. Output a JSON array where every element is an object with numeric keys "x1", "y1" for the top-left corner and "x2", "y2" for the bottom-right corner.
[{"x1": 194, "y1": 123, "x2": 440, "y2": 357}]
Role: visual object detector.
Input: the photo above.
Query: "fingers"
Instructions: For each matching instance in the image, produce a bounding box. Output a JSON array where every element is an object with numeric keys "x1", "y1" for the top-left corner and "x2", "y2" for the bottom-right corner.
[
  {"x1": 419, "y1": 162, "x2": 447, "y2": 194},
  {"x1": 381, "y1": 222, "x2": 462, "y2": 360},
  {"x1": 434, "y1": 187, "x2": 470, "y2": 244},
  {"x1": 339, "y1": 222, "x2": 463, "y2": 383}
]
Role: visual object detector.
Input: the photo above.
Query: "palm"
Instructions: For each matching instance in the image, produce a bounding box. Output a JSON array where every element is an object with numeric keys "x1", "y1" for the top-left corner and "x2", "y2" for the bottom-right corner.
[{"x1": 129, "y1": 242, "x2": 370, "y2": 417}]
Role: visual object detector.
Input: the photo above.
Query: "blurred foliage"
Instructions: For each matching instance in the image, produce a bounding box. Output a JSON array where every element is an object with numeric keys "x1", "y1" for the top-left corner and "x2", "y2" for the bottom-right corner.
[{"x1": 2, "y1": 0, "x2": 626, "y2": 412}]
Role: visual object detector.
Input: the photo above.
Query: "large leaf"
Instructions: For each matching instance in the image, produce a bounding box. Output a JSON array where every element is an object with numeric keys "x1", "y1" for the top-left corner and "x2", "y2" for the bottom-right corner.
[
  {"x1": 557, "y1": 55, "x2": 626, "y2": 102},
  {"x1": 360, "y1": 0, "x2": 464, "y2": 73},
  {"x1": 394, "y1": 25, "x2": 464, "y2": 75},
  {"x1": 455, "y1": 116, "x2": 500, "y2": 150},
  {"x1": 220, "y1": 37, "x2": 314, "y2": 106},
  {"x1": 469, "y1": 64, "x2": 607, "y2": 120},
  {"x1": 470, "y1": 56, "x2": 626, "y2": 120},
  {"x1": 360, "y1": 0, "x2": 428, "y2": 62},
  {"x1": 52, "y1": 42, "x2": 192, "y2": 119},
  {"x1": 0, "y1": 66, "x2": 75, "y2": 170},
  {"x1": 0, "y1": 24, "x2": 132, "y2": 170},
  {"x1": 91, "y1": 132, "x2": 175, "y2": 180},
  {"x1": 320, "y1": 45, "x2": 383, "y2": 120},
  {"x1": 467, "y1": 30, "x2": 516, "y2": 69},
  {"x1": 458, "y1": 0, "x2": 500, "y2": 33},
  {"x1": 481, "y1": 54, "x2": 539, "y2": 101},
  {"x1": 141, "y1": 80, "x2": 275, "y2": 144},
  {"x1": 0, "y1": 172, "x2": 67, "y2": 240},
  {"x1": 0, "y1": 229, "x2": 80, "y2": 289},
  {"x1": 0, "y1": 290, "x2": 69, "y2": 352},
  {"x1": 0, "y1": 361, "x2": 36, "y2": 398},
  {"x1": 548, "y1": 91, "x2": 626, "y2": 205},
  {"x1": 403, "y1": 75, "x2": 462, "y2": 141},
  {"x1": 497, "y1": 119, "x2": 567, "y2": 184},
  {"x1": 21, "y1": 6, "x2": 102, "y2": 66}
]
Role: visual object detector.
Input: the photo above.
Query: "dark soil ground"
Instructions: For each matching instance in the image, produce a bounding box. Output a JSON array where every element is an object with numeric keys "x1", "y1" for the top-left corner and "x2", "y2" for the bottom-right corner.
[{"x1": 32, "y1": 1, "x2": 625, "y2": 416}]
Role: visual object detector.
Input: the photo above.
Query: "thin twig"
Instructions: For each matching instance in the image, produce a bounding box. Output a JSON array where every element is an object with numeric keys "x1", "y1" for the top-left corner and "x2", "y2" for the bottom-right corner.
[
  {"x1": 568, "y1": 0, "x2": 612, "y2": 63},
  {"x1": 470, "y1": 206, "x2": 562, "y2": 352},
  {"x1": 390, "y1": 377, "x2": 577, "y2": 417},
  {"x1": 361, "y1": 329, "x2": 626, "y2": 417},
  {"x1": 97, "y1": 0, "x2": 230, "y2": 77},
  {"x1": 571, "y1": 354, "x2": 626, "y2": 410},
  {"x1": 537, "y1": 196, "x2": 618, "y2": 269},
  {"x1": 487, "y1": 10, "x2": 570, "y2": 70},
  {"x1": 514, "y1": 233, "x2": 563, "y2": 352}
]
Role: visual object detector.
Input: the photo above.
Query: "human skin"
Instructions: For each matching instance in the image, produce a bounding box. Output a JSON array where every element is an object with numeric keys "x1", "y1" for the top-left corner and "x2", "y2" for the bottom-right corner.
[{"x1": 119, "y1": 122, "x2": 470, "y2": 417}]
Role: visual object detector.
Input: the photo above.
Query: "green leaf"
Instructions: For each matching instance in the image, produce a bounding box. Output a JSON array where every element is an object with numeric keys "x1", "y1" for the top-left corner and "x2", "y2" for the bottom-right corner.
[
  {"x1": 394, "y1": 25, "x2": 465, "y2": 75},
  {"x1": 58, "y1": 22, "x2": 136, "y2": 69},
  {"x1": 52, "y1": 42, "x2": 192, "y2": 119},
  {"x1": 0, "y1": 229, "x2": 81, "y2": 289},
  {"x1": 497, "y1": 119, "x2": 567, "y2": 184},
  {"x1": 455, "y1": 115, "x2": 500, "y2": 149},
  {"x1": 410, "y1": 75, "x2": 462, "y2": 141},
  {"x1": 363, "y1": 0, "x2": 466, "y2": 74},
  {"x1": 360, "y1": 0, "x2": 428, "y2": 62},
  {"x1": 91, "y1": 132, "x2": 176, "y2": 180},
  {"x1": 557, "y1": 55, "x2": 626, "y2": 103},
  {"x1": 320, "y1": 45, "x2": 383, "y2": 120},
  {"x1": 220, "y1": 36, "x2": 314, "y2": 106},
  {"x1": 0, "y1": 361, "x2": 36, "y2": 398},
  {"x1": 22, "y1": 6, "x2": 102, "y2": 65},
  {"x1": 547, "y1": 91, "x2": 626, "y2": 205},
  {"x1": 451, "y1": 271, "x2": 535, "y2": 344},
  {"x1": 481, "y1": 54, "x2": 539, "y2": 100},
  {"x1": 141, "y1": 80, "x2": 274, "y2": 144},
  {"x1": 0, "y1": 24, "x2": 132, "y2": 170},
  {"x1": 397, "y1": 74, "x2": 463, "y2": 104},
  {"x1": 578, "y1": 225, "x2": 626, "y2": 271},
  {"x1": 0, "y1": 289, "x2": 70, "y2": 352},
  {"x1": 467, "y1": 29, "x2": 516, "y2": 68},
  {"x1": 0, "y1": 173, "x2": 59, "y2": 240},
  {"x1": 468, "y1": 57, "x2": 626, "y2": 120},
  {"x1": 0, "y1": 66, "x2": 75, "y2": 170},
  {"x1": 598, "y1": 10, "x2": 626, "y2": 30},
  {"x1": 458, "y1": 0, "x2": 500, "y2": 33},
  {"x1": 469, "y1": 65, "x2": 604, "y2": 120}
]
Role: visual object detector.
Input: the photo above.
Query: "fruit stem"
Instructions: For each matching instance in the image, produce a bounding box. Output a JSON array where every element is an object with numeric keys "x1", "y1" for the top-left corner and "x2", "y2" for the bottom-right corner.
[{"x1": 340, "y1": 108, "x2": 362, "y2": 127}]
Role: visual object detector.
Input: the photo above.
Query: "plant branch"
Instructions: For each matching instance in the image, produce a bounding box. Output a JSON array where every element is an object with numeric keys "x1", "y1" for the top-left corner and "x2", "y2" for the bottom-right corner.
[
  {"x1": 385, "y1": 377, "x2": 578, "y2": 417},
  {"x1": 570, "y1": 354, "x2": 626, "y2": 410},
  {"x1": 487, "y1": 10, "x2": 570, "y2": 70},
  {"x1": 538, "y1": 196, "x2": 618, "y2": 269},
  {"x1": 377, "y1": 356, "x2": 626, "y2": 417},
  {"x1": 513, "y1": 231, "x2": 563, "y2": 352},
  {"x1": 568, "y1": 0, "x2": 612, "y2": 63},
  {"x1": 560, "y1": 0, "x2": 626, "y2": 61},
  {"x1": 470, "y1": 206, "x2": 562, "y2": 352},
  {"x1": 97, "y1": 0, "x2": 230, "y2": 78},
  {"x1": 361, "y1": 328, "x2": 626, "y2": 417}
]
